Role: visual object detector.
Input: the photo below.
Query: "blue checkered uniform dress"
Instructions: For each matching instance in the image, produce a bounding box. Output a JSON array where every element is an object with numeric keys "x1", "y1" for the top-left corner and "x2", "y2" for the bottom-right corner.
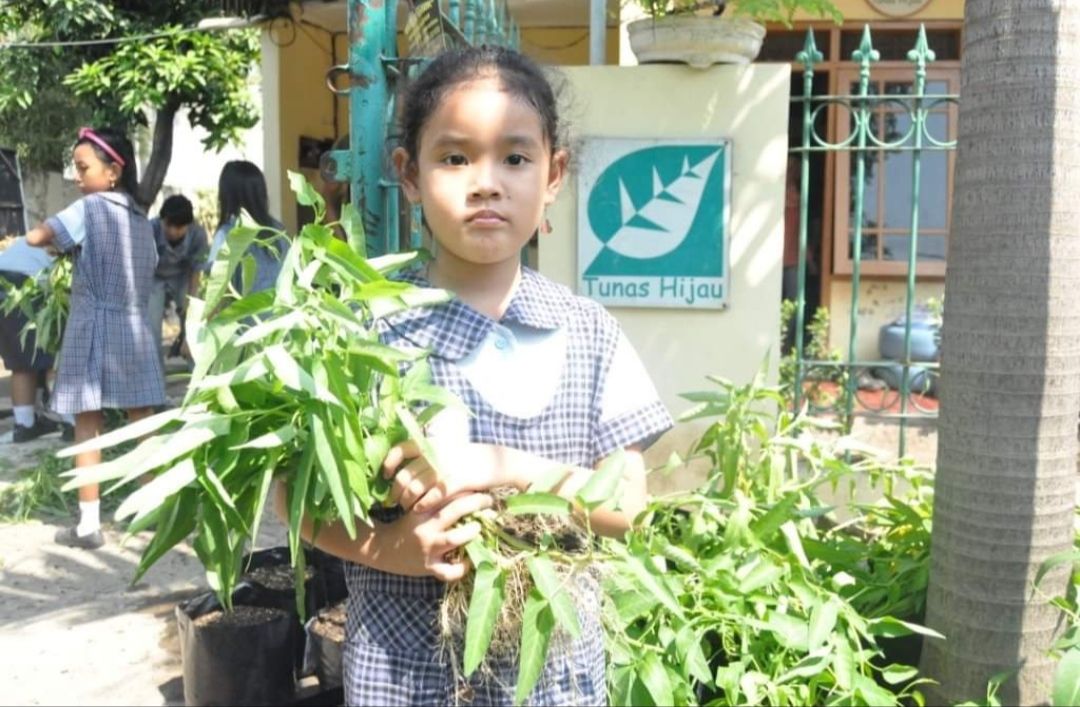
[
  {"x1": 343, "y1": 267, "x2": 673, "y2": 706},
  {"x1": 47, "y1": 192, "x2": 166, "y2": 414}
]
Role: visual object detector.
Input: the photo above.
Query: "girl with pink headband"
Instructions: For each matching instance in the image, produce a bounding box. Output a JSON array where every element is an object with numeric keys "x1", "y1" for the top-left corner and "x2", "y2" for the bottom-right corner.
[{"x1": 25, "y1": 126, "x2": 166, "y2": 550}]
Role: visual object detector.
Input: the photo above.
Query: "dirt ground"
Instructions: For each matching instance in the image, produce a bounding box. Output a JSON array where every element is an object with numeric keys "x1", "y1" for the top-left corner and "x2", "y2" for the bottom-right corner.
[{"x1": 0, "y1": 351, "x2": 295, "y2": 707}]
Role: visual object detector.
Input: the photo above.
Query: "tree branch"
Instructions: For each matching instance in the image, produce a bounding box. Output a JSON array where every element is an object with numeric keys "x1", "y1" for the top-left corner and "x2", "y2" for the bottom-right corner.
[{"x1": 136, "y1": 97, "x2": 180, "y2": 209}]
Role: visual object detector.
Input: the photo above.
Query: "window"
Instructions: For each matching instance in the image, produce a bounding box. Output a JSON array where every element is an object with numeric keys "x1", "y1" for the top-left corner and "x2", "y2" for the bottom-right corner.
[{"x1": 832, "y1": 68, "x2": 958, "y2": 277}]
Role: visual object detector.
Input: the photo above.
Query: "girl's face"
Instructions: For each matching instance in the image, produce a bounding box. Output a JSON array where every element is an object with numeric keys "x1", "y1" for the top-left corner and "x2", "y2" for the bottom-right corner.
[
  {"x1": 395, "y1": 76, "x2": 566, "y2": 271},
  {"x1": 72, "y1": 143, "x2": 121, "y2": 195}
]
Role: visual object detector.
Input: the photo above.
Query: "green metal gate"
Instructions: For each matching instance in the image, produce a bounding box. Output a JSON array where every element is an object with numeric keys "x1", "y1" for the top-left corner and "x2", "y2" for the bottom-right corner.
[
  {"x1": 790, "y1": 25, "x2": 958, "y2": 458},
  {"x1": 322, "y1": 0, "x2": 518, "y2": 257}
]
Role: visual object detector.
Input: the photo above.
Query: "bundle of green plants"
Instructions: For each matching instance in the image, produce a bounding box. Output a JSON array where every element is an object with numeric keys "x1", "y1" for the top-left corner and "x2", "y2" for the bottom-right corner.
[
  {"x1": 58, "y1": 174, "x2": 612, "y2": 704},
  {"x1": 602, "y1": 371, "x2": 938, "y2": 706},
  {"x1": 0, "y1": 254, "x2": 72, "y2": 355}
]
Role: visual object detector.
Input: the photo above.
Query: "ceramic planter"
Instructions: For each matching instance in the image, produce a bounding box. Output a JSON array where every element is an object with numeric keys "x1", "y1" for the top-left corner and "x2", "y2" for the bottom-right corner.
[{"x1": 628, "y1": 15, "x2": 766, "y2": 68}]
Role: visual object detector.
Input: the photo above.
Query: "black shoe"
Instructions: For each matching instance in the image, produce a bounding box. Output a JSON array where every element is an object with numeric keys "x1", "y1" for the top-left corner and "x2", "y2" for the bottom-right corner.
[
  {"x1": 12, "y1": 417, "x2": 60, "y2": 443},
  {"x1": 61, "y1": 423, "x2": 75, "y2": 443},
  {"x1": 55, "y1": 526, "x2": 105, "y2": 550}
]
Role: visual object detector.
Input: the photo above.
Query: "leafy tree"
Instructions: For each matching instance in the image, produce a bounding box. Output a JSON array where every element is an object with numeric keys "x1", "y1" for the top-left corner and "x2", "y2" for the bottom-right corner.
[{"x1": 0, "y1": 0, "x2": 259, "y2": 207}]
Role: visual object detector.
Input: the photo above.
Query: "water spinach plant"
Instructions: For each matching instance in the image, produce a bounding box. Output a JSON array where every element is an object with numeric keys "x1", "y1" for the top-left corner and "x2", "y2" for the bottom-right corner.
[
  {"x1": 59, "y1": 174, "x2": 609, "y2": 704},
  {"x1": 602, "y1": 371, "x2": 939, "y2": 705},
  {"x1": 0, "y1": 253, "x2": 73, "y2": 356}
]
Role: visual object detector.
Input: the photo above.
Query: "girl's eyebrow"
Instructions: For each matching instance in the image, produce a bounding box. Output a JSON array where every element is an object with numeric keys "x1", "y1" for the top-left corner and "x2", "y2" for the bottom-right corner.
[{"x1": 428, "y1": 133, "x2": 542, "y2": 150}]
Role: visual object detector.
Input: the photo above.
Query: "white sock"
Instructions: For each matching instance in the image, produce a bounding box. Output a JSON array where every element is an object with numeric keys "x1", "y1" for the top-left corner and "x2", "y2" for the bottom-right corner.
[
  {"x1": 13, "y1": 405, "x2": 35, "y2": 428},
  {"x1": 76, "y1": 500, "x2": 101, "y2": 536}
]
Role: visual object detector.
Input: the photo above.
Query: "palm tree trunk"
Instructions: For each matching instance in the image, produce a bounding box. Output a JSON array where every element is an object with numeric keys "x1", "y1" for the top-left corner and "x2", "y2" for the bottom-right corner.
[{"x1": 920, "y1": 1, "x2": 1080, "y2": 703}]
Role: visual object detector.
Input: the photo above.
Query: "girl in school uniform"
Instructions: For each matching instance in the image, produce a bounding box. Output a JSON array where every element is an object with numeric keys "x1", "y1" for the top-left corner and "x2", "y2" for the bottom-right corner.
[
  {"x1": 279, "y1": 47, "x2": 673, "y2": 705},
  {"x1": 204, "y1": 160, "x2": 289, "y2": 294},
  {"x1": 27, "y1": 126, "x2": 165, "y2": 550}
]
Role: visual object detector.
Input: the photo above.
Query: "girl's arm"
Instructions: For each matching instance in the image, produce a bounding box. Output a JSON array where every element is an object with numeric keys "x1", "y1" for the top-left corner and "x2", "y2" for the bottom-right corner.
[
  {"x1": 25, "y1": 223, "x2": 56, "y2": 248},
  {"x1": 271, "y1": 479, "x2": 492, "y2": 581},
  {"x1": 384, "y1": 442, "x2": 649, "y2": 539}
]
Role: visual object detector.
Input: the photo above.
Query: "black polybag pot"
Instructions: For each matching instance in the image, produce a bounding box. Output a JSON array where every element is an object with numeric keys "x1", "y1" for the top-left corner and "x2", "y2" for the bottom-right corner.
[
  {"x1": 176, "y1": 589, "x2": 296, "y2": 706},
  {"x1": 303, "y1": 614, "x2": 344, "y2": 690}
]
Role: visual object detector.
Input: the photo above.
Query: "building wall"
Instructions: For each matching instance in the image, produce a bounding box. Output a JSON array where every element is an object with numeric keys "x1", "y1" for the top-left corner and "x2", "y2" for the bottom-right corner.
[
  {"x1": 828, "y1": 278, "x2": 945, "y2": 359},
  {"x1": 541, "y1": 63, "x2": 790, "y2": 494}
]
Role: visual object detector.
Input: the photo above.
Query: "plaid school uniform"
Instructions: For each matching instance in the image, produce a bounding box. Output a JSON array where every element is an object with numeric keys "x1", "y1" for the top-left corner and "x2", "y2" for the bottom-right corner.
[
  {"x1": 343, "y1": 267, "x2": 673, "y2": 706},
  {"x1": 47, "y1": 192, "x2": 166, "y2": 414}
]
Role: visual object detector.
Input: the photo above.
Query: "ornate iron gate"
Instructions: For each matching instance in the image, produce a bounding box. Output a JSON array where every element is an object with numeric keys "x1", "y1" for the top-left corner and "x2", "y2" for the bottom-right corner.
[{"x1": 790, "y1": 25, "x2": 958, "y2": 457}]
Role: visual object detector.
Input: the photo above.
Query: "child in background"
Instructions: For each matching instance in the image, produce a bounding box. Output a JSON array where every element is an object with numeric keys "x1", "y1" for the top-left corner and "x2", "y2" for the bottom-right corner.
[
  {"x1": 147, "y1": 194, "x2": 208, "y2": 369},
  {"x1": 279, "y1": 47, "x2": 673, "y2": 705},
  {"x1": 205, "y1": 160, "x2": 288, "y2": 294},
  {"x1": 0, "y1": 237, "x2": 70, "y2": 442},
  {"x1": 26, "y1": 126, "x2": 165, "y2": 550}
]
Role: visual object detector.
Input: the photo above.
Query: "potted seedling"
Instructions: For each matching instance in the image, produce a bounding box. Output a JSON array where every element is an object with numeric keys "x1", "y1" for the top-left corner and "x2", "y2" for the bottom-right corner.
[
  {"x1": 59, "y1": 174, "x2": 620, "y2": 706},
  {"x1": 627, "y1": 0, "x2": 842, "y2": 67}
]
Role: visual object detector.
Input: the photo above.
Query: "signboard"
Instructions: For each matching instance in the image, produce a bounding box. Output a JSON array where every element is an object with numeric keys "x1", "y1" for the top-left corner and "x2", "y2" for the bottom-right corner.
[
  {"x1": 577, "y1": 137, "x2": 730, "y2": 309},
  {"x1": 866, "y1": 0, "x2": 932, "y2": 17}
]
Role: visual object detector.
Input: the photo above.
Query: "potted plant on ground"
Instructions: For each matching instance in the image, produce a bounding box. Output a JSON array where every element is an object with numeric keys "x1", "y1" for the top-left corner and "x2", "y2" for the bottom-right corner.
[{"x1": 627, "y1": 0, "x2": 843, "y2": 68}]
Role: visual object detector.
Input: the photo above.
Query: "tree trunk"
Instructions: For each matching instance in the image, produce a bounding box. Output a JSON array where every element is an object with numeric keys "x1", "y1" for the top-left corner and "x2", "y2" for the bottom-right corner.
[
  {"x1": 920, "y1": 1, "x2": 1080, "y2": 704},
  {"x1": 136, "y1": 97, "x2": 180, "y2": 209}
]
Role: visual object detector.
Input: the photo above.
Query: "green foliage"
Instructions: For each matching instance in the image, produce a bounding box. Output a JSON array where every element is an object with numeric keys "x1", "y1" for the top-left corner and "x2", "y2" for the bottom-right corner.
[
  {"x1": 0, "y1": 255, "x2": 73, "y2": 356},
  {"x1": 779, "y1": 300, "x2": 849, "y2": 422},
  {"x1": 0, "y1": 452, "x2": 72, "y2": 522},
  {"x1": 603, "y1": 370, "x2": 938, "y2": 705},
  {"x1": 0, "y1": 1, "x2": 258, "y2": 172},
  {"x1": 630, "y1": 0, "x2": 842, "y2": 26},
  {"x1": 61, "y1": 173, "x2": 449, "y2": 610}
]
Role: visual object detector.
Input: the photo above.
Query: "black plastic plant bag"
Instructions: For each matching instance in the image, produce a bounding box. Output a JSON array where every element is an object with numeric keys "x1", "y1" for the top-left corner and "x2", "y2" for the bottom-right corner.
[{"x1": 176, "y1": 587, "x2": 296, "y2": 706}]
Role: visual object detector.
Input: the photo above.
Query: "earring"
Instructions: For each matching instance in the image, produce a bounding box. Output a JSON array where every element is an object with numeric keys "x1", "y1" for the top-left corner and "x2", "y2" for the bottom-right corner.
[{"x1": 540, "y1": 215, "x2": 553, "y2": 235}]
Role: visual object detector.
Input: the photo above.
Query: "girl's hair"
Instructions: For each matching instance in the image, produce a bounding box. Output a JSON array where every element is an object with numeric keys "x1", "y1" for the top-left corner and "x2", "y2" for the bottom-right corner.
[
  {"x1": 75, "y1": 127, "x2": 138, "y2": 196},
  {"x1": 217, "y1": 160, "x2": 276, "y2": 230},
  {"x1": 397, "y1": 46, "x2": 562, "y2": 161}
]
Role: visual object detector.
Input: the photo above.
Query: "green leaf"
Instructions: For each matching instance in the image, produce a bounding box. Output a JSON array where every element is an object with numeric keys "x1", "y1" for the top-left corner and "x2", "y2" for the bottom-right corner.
[
  {"x1": 609, "y1": 543, "x2": 684, "y2": 618},
  {"x1": 749, "y1": 492, "x2": 798, "y2": 543},
  {"x1": 505, "y1": 492, "x2": 572, "y2": 517},
  {"x1": 638, "y1": 652, "x2": 674, "y2": 706},
  {"x1": 1036, "y1": 550, "x2": 1080, "y2": 587},
  {"x1": 57, "y1": 405, "x2": 196, "y2": 457},
  {"x1": 515, "y1": 589, "x2": 554, "y2": 706},
  {"x1": 675, "y1": 624, "x2": 712, "y2": 685},
  {"x1": 214, "y1": 289, "x2": 275, "y2": 323},
  {"x1": 132, "y1": 487, "x2": 198, "y2": 584},
  {"x1": 114, "y1": 458, "x2": 197, "y2": 522},
  {"x1": 197, "y1": 463, "x2": 250, "y2": 536},
  {"x1": 867, "y1": 617, "x2": 945, "y2": 641},
  {"x1": 339, "y1": 202, "x2": 367, "y2": 257},
  {"x1": 832, "y1": 635, "x2": 856, "y2": 692},
  {"x1": 246, "y1": 457, "x2": 278, "y2": 555},
  {"x1": 233, "y1": 424, "x2": 298, "y2": 450},
  {"x1": 738, "y1": 557, "x2": 783, "y2": 594},
  {"x1": 776, "y1": 651, "x2": 831, "y2": 684},
  {"x1": 311, "y1": 411, "x2": 355, "y2": 538},
  {"x1": 289, "y1": 170, "x2": 325, "y2": 221},
  {"x1": 368, "y1": 249, "x2": 429, "y2": 275},
  {"x1": 1053, "y1": 649, "x2": 1080, "y2": 707},
  {"x1": 265, "y1": 345, "x2": 342, "y2": 407},
  {"x1": 765, "y1": 611, "x2": 810, "y2": 652},
  {"x1": 526, "y1": 555, "x2": 581, "y2": 638},
  {"x1": 288, "y1": 443, "x2": 317, "y2": 560},
  {"x1": 881, "y1": 664, "x2": 920, "y2": 686},
  {"x1": 575, "y1": 448, "x2": 626, "y2": 510},
  {"x1": 808, "y1": 597, "x2": 839, "y2": 652},
  {"x1": 234, "y1": 309, "x2": 309, "y2": 346},
  {"x1": 463, "y1": 562, "x2": 506, "y2": 676}
]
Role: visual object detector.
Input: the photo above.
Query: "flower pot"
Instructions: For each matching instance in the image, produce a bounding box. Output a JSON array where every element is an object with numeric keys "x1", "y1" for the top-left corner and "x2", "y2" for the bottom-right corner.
[
  {"x1": 241, "y1": 547, "x2": 323, "y2": 675},
  {"x1": 177, "y1": 591, "x2": 296, "y2": 706},
  {"x1": 628, "y1": 15, "x2": 766, "y2": 68},
  {"x1": 303, "y1": 601, "x2": 346, "y2": 690}
]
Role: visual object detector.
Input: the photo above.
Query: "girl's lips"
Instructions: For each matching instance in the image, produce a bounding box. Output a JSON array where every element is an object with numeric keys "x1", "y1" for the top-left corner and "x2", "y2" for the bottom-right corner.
[{"x1": 467, "y1": 210, "x2": 507, "y2": 226}]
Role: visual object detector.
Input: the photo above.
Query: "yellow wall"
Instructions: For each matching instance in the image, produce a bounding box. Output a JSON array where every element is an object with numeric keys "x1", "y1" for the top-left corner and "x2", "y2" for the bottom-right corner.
[
  {"x1": 814, "y1": 0, "x2": 965, "y2": 21},
  {"x1": 518, "y1": 26, "x2": 620, "y2": 66},
  {"x1": 828, "y1": 278, "x2": 945, "y2": 359},
  {"x1": 541, "y1": 64, "x2": 790, "y2": 494}
]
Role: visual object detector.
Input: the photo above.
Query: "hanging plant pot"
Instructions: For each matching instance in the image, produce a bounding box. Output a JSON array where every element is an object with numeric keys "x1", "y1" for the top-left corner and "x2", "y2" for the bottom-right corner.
[
  {"x1": 176, "y1": 591, "x2": 296, "y2": 707},
  {"x1": 628, "y1": 15, "x2": 766, "y2": 68}
]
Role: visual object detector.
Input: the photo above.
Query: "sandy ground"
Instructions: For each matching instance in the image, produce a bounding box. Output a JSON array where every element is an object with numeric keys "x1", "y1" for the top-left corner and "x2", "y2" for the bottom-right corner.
[{"x1": 0, "y1": 348, "x2": 295, "y2": 707}]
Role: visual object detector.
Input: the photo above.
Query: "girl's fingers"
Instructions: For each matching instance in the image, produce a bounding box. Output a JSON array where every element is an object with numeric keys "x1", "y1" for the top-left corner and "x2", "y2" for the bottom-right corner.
[
  {"x1": 393, "y1": 459, "x2": 437, "y2": 510},
  {"x1": 382, "y1": 439, "x2": 421, "y2": 478},
  {"x1": 430, "y1": 556, "x2": 472, "y2": 583},
  {"x1": 433, "y1": 492, "x2": 494, "y2": 530},
  {"x1": 439, "y1": 521, "x2": 483, "y2": 551}
]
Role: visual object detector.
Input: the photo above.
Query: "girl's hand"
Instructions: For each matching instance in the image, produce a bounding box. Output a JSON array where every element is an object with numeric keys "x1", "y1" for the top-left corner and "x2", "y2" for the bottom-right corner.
[
  {"x1": 376, "y1": 491, "x2": 492, "y2": 581},
  {"x1": 383, "y1": 440, "x2": 517, "y2": 513}
]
